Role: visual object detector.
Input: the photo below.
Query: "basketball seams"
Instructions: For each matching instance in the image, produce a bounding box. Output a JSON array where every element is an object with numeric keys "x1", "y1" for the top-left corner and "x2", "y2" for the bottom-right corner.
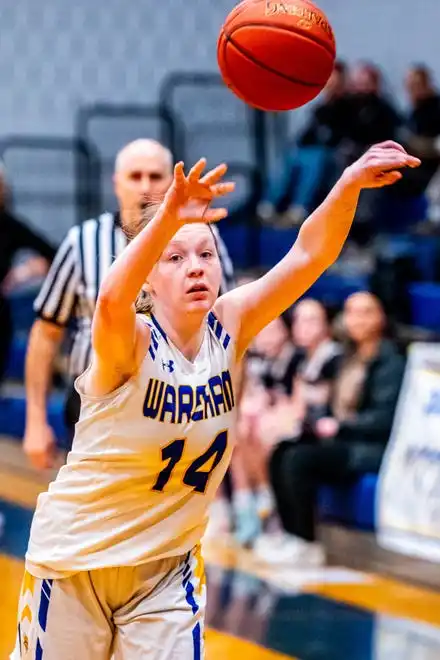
[
  {"x1": 225, "y1": 21, "x2": 335, "y2": 59},
  {"x1": 223, "y1": 27, "x2": 331, "y2": 87}
]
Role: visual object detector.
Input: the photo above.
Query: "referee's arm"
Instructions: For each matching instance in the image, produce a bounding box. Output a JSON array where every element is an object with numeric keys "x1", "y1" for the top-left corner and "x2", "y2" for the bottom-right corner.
[{"x1": 23, "y1": 227, "x2": 80, "y2": 469}]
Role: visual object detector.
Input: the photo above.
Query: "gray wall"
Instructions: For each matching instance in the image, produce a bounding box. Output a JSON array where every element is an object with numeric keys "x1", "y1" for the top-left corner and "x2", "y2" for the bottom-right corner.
[
  {"x1": 1, "y1": 0, "x2": 439, "y2": 241},
  {"x1": 1, "y1": 0, "x2": 439, "y2": 137},
  {"x1": 0, "y1": 0, "x2": 236, "y2": 136}
]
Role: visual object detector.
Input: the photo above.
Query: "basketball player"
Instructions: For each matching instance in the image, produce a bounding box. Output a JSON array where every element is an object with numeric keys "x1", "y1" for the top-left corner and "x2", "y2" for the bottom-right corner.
[
  {"x1": 23, "y1": 139, "x2": 235, "y2": 470},
  {"x1": 12, "y1": 141, "x2": 419, "y2": 659}
]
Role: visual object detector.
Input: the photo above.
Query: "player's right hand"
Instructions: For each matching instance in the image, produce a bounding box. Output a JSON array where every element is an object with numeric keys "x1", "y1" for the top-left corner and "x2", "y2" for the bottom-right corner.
[
  {"x1": 343, "y1": 141, "x2": 421, "y2": 190},
  {"x1": 23, "y1": 422, "x2": 57, "y2": 470},
  {"x1": 166, "y1": 159, "x2": 235, "y2": 224}
]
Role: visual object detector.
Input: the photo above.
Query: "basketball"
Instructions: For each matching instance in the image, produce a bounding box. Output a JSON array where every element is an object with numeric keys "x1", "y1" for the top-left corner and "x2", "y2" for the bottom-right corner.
[{"x1": 217, "y1": 0, "x2": 336, "y2": 112}]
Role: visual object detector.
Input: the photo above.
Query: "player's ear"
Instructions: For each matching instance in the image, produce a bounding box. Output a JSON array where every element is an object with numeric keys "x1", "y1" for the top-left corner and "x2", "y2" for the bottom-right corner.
[{"x1": 143, "y1": 281, "x2": 154, "y2": 295}]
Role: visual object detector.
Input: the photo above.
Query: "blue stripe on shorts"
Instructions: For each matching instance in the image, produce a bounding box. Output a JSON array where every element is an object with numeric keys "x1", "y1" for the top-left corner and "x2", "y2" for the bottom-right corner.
[{"x1": 182, "y1": 554, "x2": 201, "y2": 659}]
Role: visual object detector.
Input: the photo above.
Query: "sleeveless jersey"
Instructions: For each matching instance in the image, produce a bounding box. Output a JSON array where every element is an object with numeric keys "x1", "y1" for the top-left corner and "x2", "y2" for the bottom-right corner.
[{"x1": 26, "y1": 312, "x2": 237, "y2": 578}]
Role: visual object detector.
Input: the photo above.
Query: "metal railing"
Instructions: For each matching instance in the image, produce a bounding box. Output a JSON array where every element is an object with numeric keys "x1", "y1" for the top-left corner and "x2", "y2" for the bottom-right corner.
[{"x1": 0, "y1": 135, "x2": 100, "y2": 233}]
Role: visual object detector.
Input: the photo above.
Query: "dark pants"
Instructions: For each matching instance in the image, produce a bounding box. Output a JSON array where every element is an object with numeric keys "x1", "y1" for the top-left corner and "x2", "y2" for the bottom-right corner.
[
  {"x1": 269, "y1": 439, "x2": 373, "y2": 542},
  {"x1": 0, "y1": 296, "x2": 12, "y2": 386}
]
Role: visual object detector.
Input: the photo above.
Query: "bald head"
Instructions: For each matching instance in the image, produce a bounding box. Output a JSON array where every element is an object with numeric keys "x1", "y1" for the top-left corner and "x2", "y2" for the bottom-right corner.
[
  {"x1": 113, "y1": 139, "x2": 174, "y2": 232},
  {"x1": 114, "y1": 139, "x2": 173, "y2": 174}
]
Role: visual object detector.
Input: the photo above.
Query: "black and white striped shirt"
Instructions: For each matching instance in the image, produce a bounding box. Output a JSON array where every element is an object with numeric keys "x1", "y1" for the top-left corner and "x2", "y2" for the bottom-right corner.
[{"x1": 34, "y1": 212, "x2": 235, "y2": 378}]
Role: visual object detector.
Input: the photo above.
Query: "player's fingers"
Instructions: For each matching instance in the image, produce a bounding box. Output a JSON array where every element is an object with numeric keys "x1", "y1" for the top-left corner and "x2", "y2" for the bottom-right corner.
[
  {"x1": 370, "y1": 154, "x2": 420, "y2": 171},
  {"x1": 188, "y1": 158, "x2": 207, "y2": 183},
  {"x1": 210, "y1": 182, "x2": 236, "y2": 197},
  {"x1": 181, "y1": 205, "x2": 228, "y2": 223},
  {"x1": 192, "y1": 183, "x2": 214, "y2": 201},
  {"x1": 200, "y1": 163, "x2": 228, "y2": 186},
  {"x1": 372, "y1": 140, "x2": 407, "y2": 153},
  {"x1": 173, "y1": 161, "x2": 185, "y2": 186},
  {"x1": 203, "y1": 208, "x2": 228, "y2": 223},
  {"x1": 372, "y1": 171, "x2": 403, "y2": 188},
  {"x1": 404, "y1": 155, "x2": 421, "y2": 168}
]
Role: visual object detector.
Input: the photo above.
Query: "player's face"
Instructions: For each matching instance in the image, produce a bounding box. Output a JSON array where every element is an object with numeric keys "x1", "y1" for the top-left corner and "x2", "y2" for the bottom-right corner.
[
  {"x1": 343, "y1": 293, "x2": 384, "y2": 344},
  {"x1": 149, "y1": 224, "x2": 222, "y2": 316},
  {"x1": 114, "y1": 154, "x2": 173, "y2": 217}
]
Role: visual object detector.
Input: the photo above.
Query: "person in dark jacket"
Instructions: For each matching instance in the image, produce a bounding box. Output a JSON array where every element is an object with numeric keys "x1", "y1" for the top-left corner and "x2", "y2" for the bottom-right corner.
[
  {"x1": 256, "y1": 292, "x2": 405, "y2": 566},
  {"x1": 342, "y1": 63, "x2": 402, "y2": 239},
  {"x1": 344, "y1": 63, "x2": 401, "y2": 159},
  {"x1": 0, "y1": 165, "x2": 56, "y2": 386},
  {"x1": 257, "y1": 61, "x2": 353, "y2": 226},
  {"x1": 398, "y1": 64, "x2": 440, "y2": 197}
]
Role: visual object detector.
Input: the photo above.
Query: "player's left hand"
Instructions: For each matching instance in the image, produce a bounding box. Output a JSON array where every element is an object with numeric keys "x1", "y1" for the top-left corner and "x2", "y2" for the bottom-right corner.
[
  {"x1": 166, "y1": 159, "x2": 235, "y2": 223},
  {"x1": 343, "y1": 141, "x2": 421, "y2": 190}
]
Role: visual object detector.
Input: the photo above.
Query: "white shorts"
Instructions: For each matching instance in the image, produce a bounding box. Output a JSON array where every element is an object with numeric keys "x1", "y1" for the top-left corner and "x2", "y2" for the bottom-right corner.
[{"x1": 11, "y1": 547, "x2": 205, "y2": 660}]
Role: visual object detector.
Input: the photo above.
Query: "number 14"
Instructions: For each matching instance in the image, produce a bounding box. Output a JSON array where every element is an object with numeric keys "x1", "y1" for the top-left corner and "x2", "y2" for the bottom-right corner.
[{"x1": 152, "y1": 430, "x2": 228, "y2": 495}]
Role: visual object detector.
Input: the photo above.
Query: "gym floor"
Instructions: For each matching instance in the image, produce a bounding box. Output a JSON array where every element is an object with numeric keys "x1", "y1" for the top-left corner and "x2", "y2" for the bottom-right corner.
[{"x1": 1, "y1": 437, "x2": 440, "y2": 660}]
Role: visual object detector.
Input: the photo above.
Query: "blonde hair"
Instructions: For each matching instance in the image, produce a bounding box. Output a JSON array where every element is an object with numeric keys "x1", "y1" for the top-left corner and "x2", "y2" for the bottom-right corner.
[{"x1": 135, "y1": 289, "x2": 154, "y2": 315}]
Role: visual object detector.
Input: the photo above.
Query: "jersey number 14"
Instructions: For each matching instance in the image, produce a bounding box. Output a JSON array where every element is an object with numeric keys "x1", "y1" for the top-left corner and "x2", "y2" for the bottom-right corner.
[{"x1": 152, "y1": 430, "x2": 228, "y2": 495}]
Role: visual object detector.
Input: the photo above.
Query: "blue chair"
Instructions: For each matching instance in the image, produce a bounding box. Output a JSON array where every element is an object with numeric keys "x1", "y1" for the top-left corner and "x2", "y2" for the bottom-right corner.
[
  {"x1": 5, "y1": 335, "x2": 28, "y2": 380},
  {"x1": 318, "y1": 474, "x2": 378, "y2": 531},
  {"x1": 0, "y1": 389, "x2": 68, "y2": 445},
  {"x1": 409, "y1": 283, "x2": 440, "y2": 331}
]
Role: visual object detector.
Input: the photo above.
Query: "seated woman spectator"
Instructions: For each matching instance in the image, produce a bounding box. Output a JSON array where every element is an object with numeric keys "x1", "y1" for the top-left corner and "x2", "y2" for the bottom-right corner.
[
  {"x1": 245, "y1": 315, "x2": 300, "y2": 400},
  {"x1": 257, "y1": 61, "x2": 352, "y2": 227},
  {"x1": 227, "y1": 316, "x2": 302, "y2": 545},
  {"x1": 257, "y1": 292, "x2": 405, "y2": 566},
  {"x1": 399, "y1": 65, "x2": 440, "y2": 201},
  {"x1": 343, "y1": 63, "x2": 402, "y2": 241},
  {"x1": 258, "y1": 298, "x2": 341, "y2": 446}
]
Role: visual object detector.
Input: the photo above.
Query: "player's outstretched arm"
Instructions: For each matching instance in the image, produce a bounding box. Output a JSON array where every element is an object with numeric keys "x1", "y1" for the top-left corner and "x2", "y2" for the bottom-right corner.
[
  {"x1": 217, "y1": 141, "x2": 420, "y2": 360},
  {"x1": 91, "y1": 160, "x2": 233, "y2": 390}
]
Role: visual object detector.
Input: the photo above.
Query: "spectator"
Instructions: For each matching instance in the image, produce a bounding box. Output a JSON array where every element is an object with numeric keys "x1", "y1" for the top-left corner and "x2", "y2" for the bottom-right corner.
[
  {"x1": 341, "y1": 63, "x2": 401, "y2": 239},
  {"x1": 258, "y1": 61, "x2": 352, "y2": 226},
  {"x1": 246, "y1": 316, "x2": 300, "y2": 400},
  {"x1": 257, "y1": 299, "x2": 341, "y2": 447},
  {"x1": 345, "y1": 62, "x2": 401, "y2": 158},
  {"x1": 0, "y1": 162, "x2": 55, "y2": 388},
  {"x1": 400, "y1": 64, "x2": 440, "y2": 198},
  {"x1": 257, "y1": 292, "x2": 405, "y2": 566},
  {"x1": 299, "y1": 61, "x2": 352, "y2": 149},
  {"x1": 405, "y1": 65, "x2": 440, "y2": 157},
  {"x1": 23, "y1": 139, "x2": 235, "y2": 470},
  {"x1": 225, "y1": 317, "x2": 301, "y2": 545}
]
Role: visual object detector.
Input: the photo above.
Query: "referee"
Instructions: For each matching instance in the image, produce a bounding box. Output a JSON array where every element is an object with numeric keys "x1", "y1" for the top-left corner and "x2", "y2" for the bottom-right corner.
[{"x1": 23, "y1": 139, "x2": 235, "y2": 469}]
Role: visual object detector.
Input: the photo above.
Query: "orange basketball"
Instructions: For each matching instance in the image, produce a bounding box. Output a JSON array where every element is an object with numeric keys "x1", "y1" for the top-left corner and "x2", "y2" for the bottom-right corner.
[{"x1": 217, "y1": 0, "x2": 336, "y2": 112}]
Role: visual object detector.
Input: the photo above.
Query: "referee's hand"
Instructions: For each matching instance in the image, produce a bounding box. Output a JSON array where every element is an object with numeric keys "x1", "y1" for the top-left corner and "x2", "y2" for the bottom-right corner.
[{"x1": 23, "y1": 422, "x2": 56, "y2": 470}]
